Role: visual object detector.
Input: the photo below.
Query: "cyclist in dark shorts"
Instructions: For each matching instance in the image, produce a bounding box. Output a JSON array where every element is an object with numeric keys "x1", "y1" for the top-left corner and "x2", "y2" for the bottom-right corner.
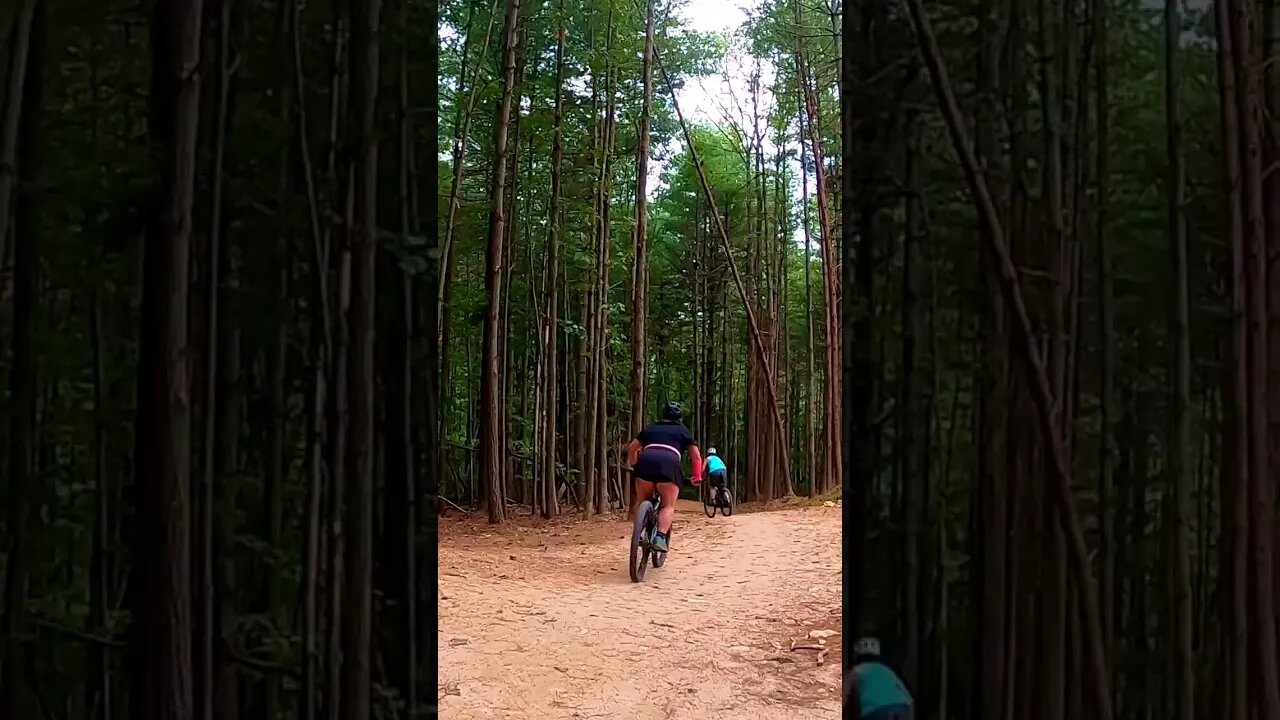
[
  {"x1": 624, "y1": 401, "x2": 703, "y2": 553},
  {"x1": 704, "y1": 447, "x2": 728, "y2": 489}
]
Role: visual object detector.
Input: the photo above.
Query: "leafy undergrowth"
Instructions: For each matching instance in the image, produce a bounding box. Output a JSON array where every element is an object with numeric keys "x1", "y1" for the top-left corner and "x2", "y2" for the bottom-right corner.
[{"x1": 732, "y1": 487, "x2": 842, "y2": 514}]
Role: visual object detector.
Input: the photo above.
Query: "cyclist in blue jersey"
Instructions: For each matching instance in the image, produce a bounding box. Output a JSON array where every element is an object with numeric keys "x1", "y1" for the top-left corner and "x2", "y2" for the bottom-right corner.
[
  {"x1": 625, "y1": 401, "x2": 703, "y2": 553},
  {"x1": 704, "y1": 447, "x2": 728, "y2": 489},
  {"x1": 845, "y1": 637, "x2": 913, "y2": 720}
]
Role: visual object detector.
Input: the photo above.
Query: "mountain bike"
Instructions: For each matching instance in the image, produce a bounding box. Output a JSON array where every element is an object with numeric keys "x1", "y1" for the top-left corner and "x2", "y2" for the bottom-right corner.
[{"x1": 701, "y1": 476, "x2": 734, "y2": 517}]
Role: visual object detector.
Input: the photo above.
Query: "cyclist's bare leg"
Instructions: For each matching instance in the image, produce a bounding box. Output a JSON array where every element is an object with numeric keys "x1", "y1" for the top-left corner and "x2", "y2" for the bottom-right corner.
[
  {"x1": 656, "y1": 482, "x2": 680, "y2": 533},
  {"x1": 633, "y1": 478, "x2": 656, "y2": 520}
]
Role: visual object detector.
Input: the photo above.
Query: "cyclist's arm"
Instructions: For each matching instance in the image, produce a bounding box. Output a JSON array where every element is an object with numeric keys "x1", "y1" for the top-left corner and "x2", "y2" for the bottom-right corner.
[
  {"x1": 626, "y1": 439, "x2": 641, "y2": 467},
  {"x1": 688, "y1": 445, "x2": 703, "y2": 484}
]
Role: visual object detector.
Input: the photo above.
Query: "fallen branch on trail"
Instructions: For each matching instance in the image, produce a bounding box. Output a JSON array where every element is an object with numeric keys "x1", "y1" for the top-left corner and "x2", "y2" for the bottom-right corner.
[
  {"x1": 789, "y1": 642, "x2": 825, "y2": 652},
  {"x1": 901, "y1": 0, "x2": 1113, "y2": 717},
  {"x1": 440, "y1": 496, "x2": 470, "y2": 515}
]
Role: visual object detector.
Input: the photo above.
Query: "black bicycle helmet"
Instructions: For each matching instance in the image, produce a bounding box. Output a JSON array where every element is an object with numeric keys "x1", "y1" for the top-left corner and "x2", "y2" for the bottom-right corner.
[{"x1": 662, "y1": 401, "x2": 683, "y2": 422}]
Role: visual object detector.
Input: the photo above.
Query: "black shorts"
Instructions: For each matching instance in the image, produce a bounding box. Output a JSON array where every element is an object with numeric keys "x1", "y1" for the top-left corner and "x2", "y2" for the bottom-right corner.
[
  {"x1": 709, "y1": 470, "x2": 727, "y2": 487},
  {"x1": 633, "y1": 448, "x2": 684, "y2": 485}
]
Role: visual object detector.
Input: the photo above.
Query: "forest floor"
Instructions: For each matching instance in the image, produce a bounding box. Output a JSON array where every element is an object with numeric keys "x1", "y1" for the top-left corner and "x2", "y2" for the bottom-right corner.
[{"x1": 438, "y1": 499, "x2": 842, "y2": 719}]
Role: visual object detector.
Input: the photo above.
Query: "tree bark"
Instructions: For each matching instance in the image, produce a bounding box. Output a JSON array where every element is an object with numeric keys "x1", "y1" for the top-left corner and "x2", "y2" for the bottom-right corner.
[
  {"x1": 1213, "y1": 1, "x2": 1249, "y2": 715},
  {"x1": 480, "y1": 0, "x2": 522, "y2": 524},
  {"x1": 629, "y1": 0, "x2": 656, "y2": 446},
  {"x1": 0, "y1": 0, "x2": 39, "y2": 300},
  {"x1": 337, "y1": 0, "x2": 381, "y2": 712},
  {"x1": 0, "y1": 3, "x2": 45, "y2": 712},
  {"x1": 129, "y1": 0, "x2": 204, "y2": 713},
  {"x1": 438, "y1": 0, "x2": 501, "y2": 490},
  {"x1": 1163, "y1": 0, "x2": 1195, "y2": 715}
]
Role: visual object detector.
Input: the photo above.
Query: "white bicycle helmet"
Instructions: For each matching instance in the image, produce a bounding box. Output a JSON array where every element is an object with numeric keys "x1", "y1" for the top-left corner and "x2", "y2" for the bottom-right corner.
[
  {"x1": 708, "y1": 447, "x2": 717, "y2": 455},
  {"x1": 853, "y1": 637, "x2": 881, "y2": 657}
]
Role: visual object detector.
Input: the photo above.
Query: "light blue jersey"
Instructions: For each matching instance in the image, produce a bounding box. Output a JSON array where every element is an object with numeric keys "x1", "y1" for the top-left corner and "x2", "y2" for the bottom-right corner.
[
  {"x1": 705, "y1": 455, "x2": 727, "y2": 474},
  {"x1": 853, "y1": 661, "x2": 912, "y2": 715}
]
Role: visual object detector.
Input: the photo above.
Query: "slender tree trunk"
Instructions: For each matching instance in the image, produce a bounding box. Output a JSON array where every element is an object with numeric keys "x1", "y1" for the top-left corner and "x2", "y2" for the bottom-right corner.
[
  {"x1": 901, "y1": 109, "x2": 924, "y2": 690},
  {"x1": 1266, "y1": 0, "x2": 1280, "y2": 686},
  {"x1": 89, "y1": 288, "x2": 113, "y2": 720},
  {"x1": 480, "y1": 0, "x2": 521, "y2": 524},
  {"x1": 196, "y1": 3, "x2": 241, "y2": 715},
  {"x1": 379, "y1": 8, "x2": 418, "y2": 707},
  {"x1": 1163, "y1": 0, "x2": 1195, "y2": 715},
  {"x1": 0, "y1": 0, "x2": 39, "y2": 300},
  {"x1": 438, "y1": 0, "x2": 501, "y2": 490},
  {"x1": 298, "y1": 0, "x2": 331, "y2": 712},
  {"x1": 629, "y1": 0, "x2": 655, "y2": 445},
  {"x1": 796, "y1": 85, "x2": 817, "y2": 496},
  {"x1": 0, "y1": 4, "x2": 45, "y2": 711},
  {"x1": 337, "y1": 0, "x2": 381, "y2": 712},
  {"x1": 129, "y1": 0, "x2": 204, "y2": 713},
  {"x1": 257, "y1": 1, "x2": 295, "y2": 713},
  {"x1": 1213, "y1": 1, "x2": 1249, "y2": 715},
  {"x1": 795, "y1": 31, "x2": 840, "y2": 493},
  {"x1": 322, "y1": 12, "x2": 352, "y2": 714},
  {"x1": 595, "y1": 41, "x2": 617, "y2": 516},
  {"x1": 1094, "y1": 0, "x2": 1116, "y2": 692}
]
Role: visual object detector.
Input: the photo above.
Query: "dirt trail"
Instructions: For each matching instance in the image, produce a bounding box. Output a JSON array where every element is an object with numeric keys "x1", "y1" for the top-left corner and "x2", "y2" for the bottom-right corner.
[{"x1": 438, "y1": 501, "x2": 842, "y2": 719}]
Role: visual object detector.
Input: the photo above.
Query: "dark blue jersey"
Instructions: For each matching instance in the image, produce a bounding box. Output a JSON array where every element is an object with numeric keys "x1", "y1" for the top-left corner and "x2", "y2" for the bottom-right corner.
[{"x1": 637, "y1": 421, "x2": 694, "y2": 452}]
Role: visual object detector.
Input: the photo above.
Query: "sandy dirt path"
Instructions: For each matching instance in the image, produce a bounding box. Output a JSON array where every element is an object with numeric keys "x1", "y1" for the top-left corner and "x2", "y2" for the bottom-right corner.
[{"x1": 438, "y1": 501, "x2": 842, "y2": 719}]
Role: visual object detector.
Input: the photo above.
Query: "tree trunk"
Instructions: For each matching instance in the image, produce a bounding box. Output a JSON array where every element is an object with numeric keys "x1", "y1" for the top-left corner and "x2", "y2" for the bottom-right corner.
[
  {"x1": 129, "y1": 0, "x2": 204, "y2": 713},
  {"x1": 338, "y1": 0, "x2": 381, "y2": 712},
  {"x1": 540, "y1": 9, "x2": 566, "y2": 519},
  {"x1": 480, "y1": 0, "x2": 521, "y2": 525},
  {"x1": 196, "y1": 3, "x2": 241, "y2": 715},
  {"x1": 1163, "y1": 0, "x2": 1195, "y2": 715},
  {"x1": 1224, "y1": 0, "x2": 1280, "y2": 712},
  {"x1": 0, "y1": 0, "x2": 39, "y2": 301},
  {"x1": 796, "y1": 83, "x2": 817, "y2": 496},
  {"x1": 0, "y1": 3, "x2": 45, "y2": 712},
  {"x1": 438, "y1": 0, "x2": 501, "y2": 490},
  {"x1": 595, "y1": 38, "x2": 618, "y2": 517},
  {"x1": 1094, "y1": 0, "x2": 1116, "y2": 691},
  {"x1": 629, "y1": 0, "x2": 655, "y2": 448},
  {"x1": 795, "y1": 31, "x2": 840, "y2": 493},
  {"x1": 1213, "y1": 1, "x2": 1249, "y2": 715}
]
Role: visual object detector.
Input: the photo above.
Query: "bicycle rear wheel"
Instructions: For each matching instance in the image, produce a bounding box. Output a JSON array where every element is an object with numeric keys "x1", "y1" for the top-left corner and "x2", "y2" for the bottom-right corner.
[
  {"x1": 702, "y1": 481, "x2": 716, "y2": 517},
  {"x1": 630, "y1": 500, "x2": 656, "y2": 582}
]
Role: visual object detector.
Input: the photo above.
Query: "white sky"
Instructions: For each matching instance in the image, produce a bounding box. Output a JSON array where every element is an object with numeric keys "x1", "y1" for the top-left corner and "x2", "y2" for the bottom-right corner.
[{"x1": 654, "y1": 0, "x2": 810, "y2": 246}]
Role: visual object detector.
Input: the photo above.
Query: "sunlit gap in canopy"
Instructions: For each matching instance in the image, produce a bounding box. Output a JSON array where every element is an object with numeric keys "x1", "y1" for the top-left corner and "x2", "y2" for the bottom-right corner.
[
  {"x1": 649, "y1": 0, "x2": 829, "y2": 254},
  {"x1": 435, "y1": 0, "x2": 835, "y2": 257}
]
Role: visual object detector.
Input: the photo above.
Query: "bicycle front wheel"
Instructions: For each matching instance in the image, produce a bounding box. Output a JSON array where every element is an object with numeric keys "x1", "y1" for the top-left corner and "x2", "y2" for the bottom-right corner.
[{"x1": 630, "y1": 500, "x2": 656, "y2": 582}]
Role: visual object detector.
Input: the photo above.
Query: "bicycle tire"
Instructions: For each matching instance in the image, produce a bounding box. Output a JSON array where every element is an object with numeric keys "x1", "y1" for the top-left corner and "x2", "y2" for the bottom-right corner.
[
  {"x1": 702, "y1": 481, "x2": 716, "y2": 517},
  {"x1": 721, "y1": 488, "x2": 734, "y2": 516},
  {"x1": 630, "y1": 500, "x2": 656, "y2": 582}
]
